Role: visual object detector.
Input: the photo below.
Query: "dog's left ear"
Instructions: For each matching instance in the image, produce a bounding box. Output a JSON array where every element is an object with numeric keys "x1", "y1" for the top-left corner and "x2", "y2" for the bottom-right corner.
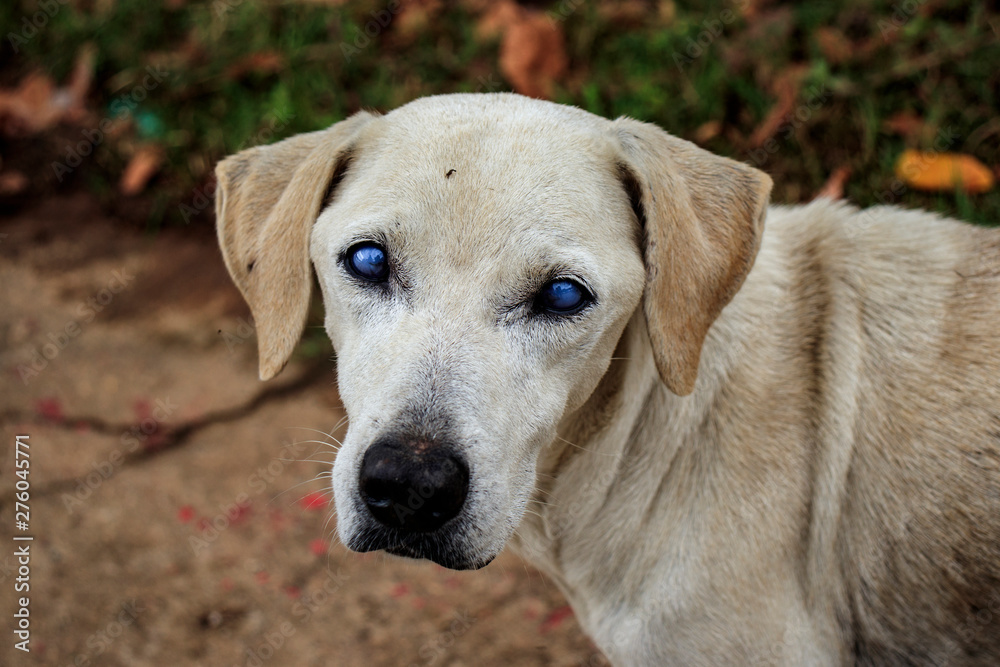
[
  {"x1": 613, "y1": 118, "x2": 772, "y2": 396},
  {"x1": 215, "y1": 111, "x2": 375, "y2": 380}
]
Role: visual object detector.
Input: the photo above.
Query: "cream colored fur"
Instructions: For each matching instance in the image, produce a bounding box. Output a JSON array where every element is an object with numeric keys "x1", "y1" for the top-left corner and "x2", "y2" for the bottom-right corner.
[{"x1": 216, "y1": 93, "x2": 1000, "y2": 665}]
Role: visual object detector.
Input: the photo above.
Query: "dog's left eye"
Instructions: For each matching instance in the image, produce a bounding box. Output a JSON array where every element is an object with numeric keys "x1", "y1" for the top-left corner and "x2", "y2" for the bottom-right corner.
[
  {"x1": 346, "y1": 243, "x2": 389, "y2": 282},
  {"x1": 536, "y1": 279, "x2": 592, "y2": 315}
]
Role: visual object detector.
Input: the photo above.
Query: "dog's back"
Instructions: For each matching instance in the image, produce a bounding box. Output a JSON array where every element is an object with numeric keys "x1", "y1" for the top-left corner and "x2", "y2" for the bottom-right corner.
[{"x1": 773, "y1": 201, "x2": 1000, "y2": 663}]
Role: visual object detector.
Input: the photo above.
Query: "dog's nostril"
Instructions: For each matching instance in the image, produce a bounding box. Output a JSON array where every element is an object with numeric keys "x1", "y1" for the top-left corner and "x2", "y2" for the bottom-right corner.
[{"x1": 359, "y1": 440, "x2": 469, "y2": 534}]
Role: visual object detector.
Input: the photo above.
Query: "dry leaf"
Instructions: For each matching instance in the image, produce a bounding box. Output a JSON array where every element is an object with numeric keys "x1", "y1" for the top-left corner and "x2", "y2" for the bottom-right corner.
[
  {"x1": 598, "y1": 0, "x2": 651, "y2": 27},
  {"x1": 66, "y1": 43, "x2": 96, "y2": 114},
  {"x1": 693, "y1": 120, "x2": 722, "y2": 144},
  {"x1": 748, "y1": 65, "x2": 806, "y2": 148},
  {"x1": 815, "y1": 27, "x2": 852, "y2": 65},
  {"x1": 225, "y1": 51, "x2": 285, "y2": 79},
  {"x1": 658, "y1": 0, "x2": 676, "y2": 24},
  {"x1": 120, "y1": 145, "x2": 165, "y2": 196},
  {"x1": 894, "y1": 150, "x2": 995, "y2": 194},
  {"x1": 0, "y1": 73, "x2": 60, "y2": 133},
  {"x1": 813, "y1": 166, "x2": 851, "y2": 201},
  {"x1": 493, "y1": 1, "x2": 568, "y2": 99},
  {"x1": 882, "y1": 111, "x2": 925, "y2": 139},
  {"x1": 395, "y1": 0, "x2": 443, "y2": 40},
  {"x1": 738, "y1": 0, "x2": 772, "y2": 22},
  {"x1": 475, "y1": 0, "x2": 521, "y2": 41},
  {"x1": 0, "y1": 44, "x2": 94, "y2": 135},
  {"x1": 0, "y1": 170, "x2": 28, "y2": 195}
]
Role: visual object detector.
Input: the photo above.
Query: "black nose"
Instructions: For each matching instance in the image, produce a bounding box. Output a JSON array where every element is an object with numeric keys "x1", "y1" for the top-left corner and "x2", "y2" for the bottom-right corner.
[{"x1": 359, "y1": 439, "x2": 469, "y2": 534}]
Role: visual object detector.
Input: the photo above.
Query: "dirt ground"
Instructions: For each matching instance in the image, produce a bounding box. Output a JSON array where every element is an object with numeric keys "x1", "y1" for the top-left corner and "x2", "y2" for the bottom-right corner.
[{"x1": 0, "y1": 196, "x2": 604, "y2": 667}]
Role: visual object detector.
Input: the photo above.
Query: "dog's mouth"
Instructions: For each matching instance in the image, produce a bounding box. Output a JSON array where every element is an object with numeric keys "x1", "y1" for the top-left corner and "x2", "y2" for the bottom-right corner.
[{"x1": 351, "y1": 523, "x2": 495, "y2": 570}]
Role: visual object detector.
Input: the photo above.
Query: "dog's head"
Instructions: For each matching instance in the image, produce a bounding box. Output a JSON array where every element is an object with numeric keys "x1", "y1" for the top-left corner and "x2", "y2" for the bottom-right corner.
[{"x1": 216, "y1": 94, "x2": 770, "y2": 569}]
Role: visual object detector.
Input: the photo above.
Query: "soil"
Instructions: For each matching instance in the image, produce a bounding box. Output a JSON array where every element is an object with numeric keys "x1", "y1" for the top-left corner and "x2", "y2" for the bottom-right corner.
[{"x1": 0, "y1": 196, "x2": 605, "y2": 667}]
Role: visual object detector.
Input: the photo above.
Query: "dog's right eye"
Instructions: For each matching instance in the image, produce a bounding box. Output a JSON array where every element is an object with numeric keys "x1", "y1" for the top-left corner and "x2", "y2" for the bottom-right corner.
[{"x1": 346, "y1": 243, "x2": 389, "y2": 282}]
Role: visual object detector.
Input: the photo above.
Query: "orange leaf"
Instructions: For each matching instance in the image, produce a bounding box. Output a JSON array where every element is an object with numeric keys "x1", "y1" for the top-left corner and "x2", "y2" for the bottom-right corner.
[
  {"x1": 120, "y1": 145, "x2": 165, "y2": 196},
  {"x1": 894, "y1": 150, "x2": 995, "y2": 194},
  {"x1": 813, "y1": 166, "x2": 851, "y2": 201},
  {"x1": 480, "y1": 0, "x2": 567, "y2": 99},
  {"x1": 501, "y1": 10, "x2": 567, "y2": 99}
]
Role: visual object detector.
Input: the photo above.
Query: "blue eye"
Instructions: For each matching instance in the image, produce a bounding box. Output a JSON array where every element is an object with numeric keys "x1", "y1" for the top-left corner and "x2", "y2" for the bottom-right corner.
[
  {"x1": 346, "y1": 243, "x2": 389, "y2": 282},
  {"x1": 537, "y1": 279, "x2": 592, "y2": 315}
]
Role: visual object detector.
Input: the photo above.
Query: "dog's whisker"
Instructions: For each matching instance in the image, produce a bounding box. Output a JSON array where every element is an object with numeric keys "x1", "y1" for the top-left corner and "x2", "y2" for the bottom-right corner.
[
  {"x1": 554, "y1": 434, "x2": 619, "y2": 458},
  {"x1": 284, "y1": 425, "x2": 342, "y2": 442},
  {"x1": 266, "y1": 477, "x2": 333, "y2": 507},
  {"x1": 321, "y1": 506, "x2": 340, "y2": 538},
  {"x1": 282, "y1": 438, "x2": 341, "y2": 453},
  {"x1": 304, "y1": 444, "x2": 339, "y2": 459},
  {"x1": 287, "y1": 422, "x2": 349, "y2": 443},
  {"x1": 521, "y1": 508, "x2": 546, "y2": 521},
  {"x1": 283, "y1": 438, "x2": 343, "y2": 452}
]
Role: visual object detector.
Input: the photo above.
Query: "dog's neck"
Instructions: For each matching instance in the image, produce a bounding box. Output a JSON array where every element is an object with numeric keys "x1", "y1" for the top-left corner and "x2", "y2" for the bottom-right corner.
[{"x1": 509, "y1": 216, "x2": 814, "y2": 645}]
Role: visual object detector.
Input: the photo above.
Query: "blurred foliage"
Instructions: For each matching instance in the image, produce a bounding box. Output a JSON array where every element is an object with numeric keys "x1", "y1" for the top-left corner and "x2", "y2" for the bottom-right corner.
[{"x1": 1, "y1": 0, "x2": 999, "y2": 227}]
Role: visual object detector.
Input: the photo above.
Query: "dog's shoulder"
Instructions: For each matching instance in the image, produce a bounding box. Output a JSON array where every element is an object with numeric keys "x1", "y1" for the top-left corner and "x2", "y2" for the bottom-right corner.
[{"x1": 765, "y1": 199, "x2": 1000, "y2": 663}]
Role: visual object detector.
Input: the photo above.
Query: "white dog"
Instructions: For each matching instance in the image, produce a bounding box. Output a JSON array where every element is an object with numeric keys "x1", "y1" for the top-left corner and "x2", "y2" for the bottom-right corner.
[{"x1": 216, "y1": 93, "x2": 1000, "y2": 665}]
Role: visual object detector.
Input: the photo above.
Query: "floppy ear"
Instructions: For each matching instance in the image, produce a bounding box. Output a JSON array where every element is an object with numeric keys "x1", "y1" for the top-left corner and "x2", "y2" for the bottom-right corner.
[
  {"x1": 613, "y1": 118, "x2": 772, "y2": 396},
  {"x1": 215, "y1": 111, "x2": 375, "y2": 380}
]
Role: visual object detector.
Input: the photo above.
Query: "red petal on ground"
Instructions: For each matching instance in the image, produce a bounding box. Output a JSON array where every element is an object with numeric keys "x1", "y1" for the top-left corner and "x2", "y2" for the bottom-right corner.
[
  {"x1": 226, "y1": 503, "x2": 252, "y2": 525},
  {"x1": 539, "y1": 605, "x2": 574, "y2": 633},
  {"x1": 177, "y1": 505, "x2": 195, "y2": 523},
  {"x1": 309, "y1": 539, "x2": 328, "y2": 556},
  {"x1": 390, "y1": 583, "x2": 410, "y2": 598},
  {"x1": 142, "y1": 431, "x2": 169, "y2": 453},
  {"x1": 299, "y1": 492, "x2": 329, "y2": 511},
  {"x1": 133, "y1": 398, "x2": 152, "y2": 420},
  {"x1": 269, "y1": 509, "x2": 288, "y2": 531},
  {"x1": 284, "y1": 585, "x2": 301, "y2": 599},
  {"x1": 35, "y1": 397, "x2": 64, "y2": 421}
]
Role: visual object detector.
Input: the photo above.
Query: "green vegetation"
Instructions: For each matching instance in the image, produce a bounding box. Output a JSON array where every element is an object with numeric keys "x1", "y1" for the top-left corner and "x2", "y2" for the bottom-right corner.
[{"x1": 2, "y1": 0, "x2": 998, "y2": 227}]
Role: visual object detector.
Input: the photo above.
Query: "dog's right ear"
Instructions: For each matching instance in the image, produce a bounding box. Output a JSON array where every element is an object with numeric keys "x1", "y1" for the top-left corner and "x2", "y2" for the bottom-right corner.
[{"x1": 215, "y1": 112, "x2": 375, "y2": 380}]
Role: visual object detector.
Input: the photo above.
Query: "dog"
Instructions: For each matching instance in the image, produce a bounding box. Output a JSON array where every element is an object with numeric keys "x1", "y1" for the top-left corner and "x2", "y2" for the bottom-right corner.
[{"x1": 215, "y1": 93, "x2": 1000, "y2": 665}]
